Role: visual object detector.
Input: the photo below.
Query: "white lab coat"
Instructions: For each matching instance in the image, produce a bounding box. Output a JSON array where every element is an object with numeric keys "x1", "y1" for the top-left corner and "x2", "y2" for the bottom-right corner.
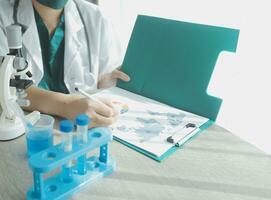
[{"x1": 0, "y1": 0, "x2": 122, "y2": 93}]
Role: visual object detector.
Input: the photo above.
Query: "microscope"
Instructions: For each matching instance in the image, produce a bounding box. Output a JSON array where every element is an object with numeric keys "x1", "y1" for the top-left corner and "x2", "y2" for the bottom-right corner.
[{"x1": 0, "y1": 25, "x2": 35, "y2": 140}]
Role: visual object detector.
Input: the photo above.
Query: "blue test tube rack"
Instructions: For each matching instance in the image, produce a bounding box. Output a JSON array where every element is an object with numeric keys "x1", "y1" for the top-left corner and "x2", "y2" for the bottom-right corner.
[{"x1": 26, "y1": 125, "x2": 116, "y2": 200}]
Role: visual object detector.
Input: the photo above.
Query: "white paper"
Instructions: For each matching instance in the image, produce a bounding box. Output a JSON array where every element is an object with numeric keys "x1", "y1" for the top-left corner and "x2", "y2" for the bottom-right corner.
[{"x1": 94, "y1": 87, "x2": 209, "y2": 157}]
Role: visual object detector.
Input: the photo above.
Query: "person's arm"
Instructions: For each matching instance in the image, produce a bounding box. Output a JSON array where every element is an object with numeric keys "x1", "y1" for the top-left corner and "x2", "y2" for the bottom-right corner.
[{"x1": 24, "y1": 86, "x2": 118, "y2": 127}]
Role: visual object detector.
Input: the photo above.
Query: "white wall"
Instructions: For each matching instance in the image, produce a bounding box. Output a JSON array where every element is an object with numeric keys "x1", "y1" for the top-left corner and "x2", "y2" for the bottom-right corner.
[{"x1": 99, "y1": 0, "x2": 271, "y2": 155}]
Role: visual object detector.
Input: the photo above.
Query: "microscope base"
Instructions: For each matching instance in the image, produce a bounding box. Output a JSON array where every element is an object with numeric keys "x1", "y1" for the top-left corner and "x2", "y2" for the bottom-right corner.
[{"x1": 0, "y1": 118, "x2": 25, "y2": 140}]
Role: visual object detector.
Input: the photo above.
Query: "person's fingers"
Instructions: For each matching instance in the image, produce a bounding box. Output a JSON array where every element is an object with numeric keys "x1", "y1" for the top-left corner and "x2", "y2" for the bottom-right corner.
[
  {"x1": 110, "y1": 102, "x2": 123, "y2": 115},
  {"x1": 112, "y1": 69, "x2": 130, "y2": 82},
  {"x1": 110, "y1": 105, "x2": 119, "y2": 117},
  {"x1": 84, "y1": 110, "x2": 111, "y2": 128},
  {"x1": 98, "y1": 97, "x2": 114, "y2": 107},
  {"x1": 92, "y1": 112, "x2": 118, "y2": 127},
  {"x1": 98, "y1": 97, "x2": 117, "y2": 111},
  {"x1": 101, "y1": 99, "x2": 119, "y2": 117},
  {"x1": 90, "y1": 100, "x2": 114, "y2": 117}
]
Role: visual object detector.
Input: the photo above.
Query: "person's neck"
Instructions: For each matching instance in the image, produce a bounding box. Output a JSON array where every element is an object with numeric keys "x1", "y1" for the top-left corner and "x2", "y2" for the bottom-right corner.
[{"x1": 32, "y1": 0, "x2": 63, "y2": 36}]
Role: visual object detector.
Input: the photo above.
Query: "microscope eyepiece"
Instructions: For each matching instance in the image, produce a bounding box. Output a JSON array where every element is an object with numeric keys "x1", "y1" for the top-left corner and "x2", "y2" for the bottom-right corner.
[{"x1": 6, "y1": 25, "x2": 22, "y2": 50}]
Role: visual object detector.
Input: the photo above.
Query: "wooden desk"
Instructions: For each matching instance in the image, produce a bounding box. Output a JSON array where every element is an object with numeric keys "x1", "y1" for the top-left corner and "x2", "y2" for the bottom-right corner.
[{"x1": 0, "y1": 124, "x2": 271, "y2": 200}]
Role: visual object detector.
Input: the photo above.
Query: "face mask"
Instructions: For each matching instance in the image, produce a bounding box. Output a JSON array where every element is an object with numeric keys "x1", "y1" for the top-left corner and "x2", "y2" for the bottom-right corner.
[{"x1": 36, "y1": 0, "x2": 69, "y2": 9}]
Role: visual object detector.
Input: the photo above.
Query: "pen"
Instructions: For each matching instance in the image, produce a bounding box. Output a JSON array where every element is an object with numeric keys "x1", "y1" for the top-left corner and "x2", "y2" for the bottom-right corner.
[
  {"x1": 74, "y1": 87, "x2": 100, "y2": 104},
  {"x1": 75, "y1": 87, "x2": 123, "y2": 115}
]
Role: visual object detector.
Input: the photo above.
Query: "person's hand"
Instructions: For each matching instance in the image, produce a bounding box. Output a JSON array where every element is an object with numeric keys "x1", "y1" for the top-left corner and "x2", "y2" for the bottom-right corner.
[
  {"x1": 63, "y1": 94, "x2": 118, "y2": 128},
  {"x1": 98, "y1": 68, "x2": 130, "y2": 89}
]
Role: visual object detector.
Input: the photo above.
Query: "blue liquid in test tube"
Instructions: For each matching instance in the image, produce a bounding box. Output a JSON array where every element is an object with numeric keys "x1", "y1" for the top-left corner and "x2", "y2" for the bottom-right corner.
[
  {"x1": 76, "y1": 114, "x2": 90, "y2": 175},
  {"x1": 60, "y1": 120, "x2": 74, "y2": 183}
]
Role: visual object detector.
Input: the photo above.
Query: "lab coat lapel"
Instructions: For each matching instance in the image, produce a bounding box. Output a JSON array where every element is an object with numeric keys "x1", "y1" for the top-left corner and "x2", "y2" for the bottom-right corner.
[
  {"x1": 18, "y1": 0, "x2": 43, "y2": 74},
  {"x1": 64, "y1": 1, "x2": 84, "y2": 76}
]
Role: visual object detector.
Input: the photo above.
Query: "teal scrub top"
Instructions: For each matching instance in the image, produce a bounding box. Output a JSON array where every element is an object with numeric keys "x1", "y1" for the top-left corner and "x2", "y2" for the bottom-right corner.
[{"x1": 34, "y1": 8, "x2": 69, "y2": 94}]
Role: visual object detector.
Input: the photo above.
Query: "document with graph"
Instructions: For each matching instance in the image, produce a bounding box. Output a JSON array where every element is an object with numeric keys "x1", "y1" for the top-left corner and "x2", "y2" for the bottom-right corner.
[{"x1": 94, "y1": 87, "x2": 210, "y2": 160}]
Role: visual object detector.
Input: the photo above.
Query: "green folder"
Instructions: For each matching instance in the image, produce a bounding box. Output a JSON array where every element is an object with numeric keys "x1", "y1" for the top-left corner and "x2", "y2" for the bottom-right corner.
[{"x1": 116, "y1": 15, "x2": 239, "y2": 161}]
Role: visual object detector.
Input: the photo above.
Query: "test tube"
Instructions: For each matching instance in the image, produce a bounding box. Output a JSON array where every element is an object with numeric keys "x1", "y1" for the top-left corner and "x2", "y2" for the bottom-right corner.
[
  {"x1": 76, "y1": 114, "x2": 90, "y2": 175},
  {"x1": 60, "y1": 120, "x2": 74, "y2": 182}
]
